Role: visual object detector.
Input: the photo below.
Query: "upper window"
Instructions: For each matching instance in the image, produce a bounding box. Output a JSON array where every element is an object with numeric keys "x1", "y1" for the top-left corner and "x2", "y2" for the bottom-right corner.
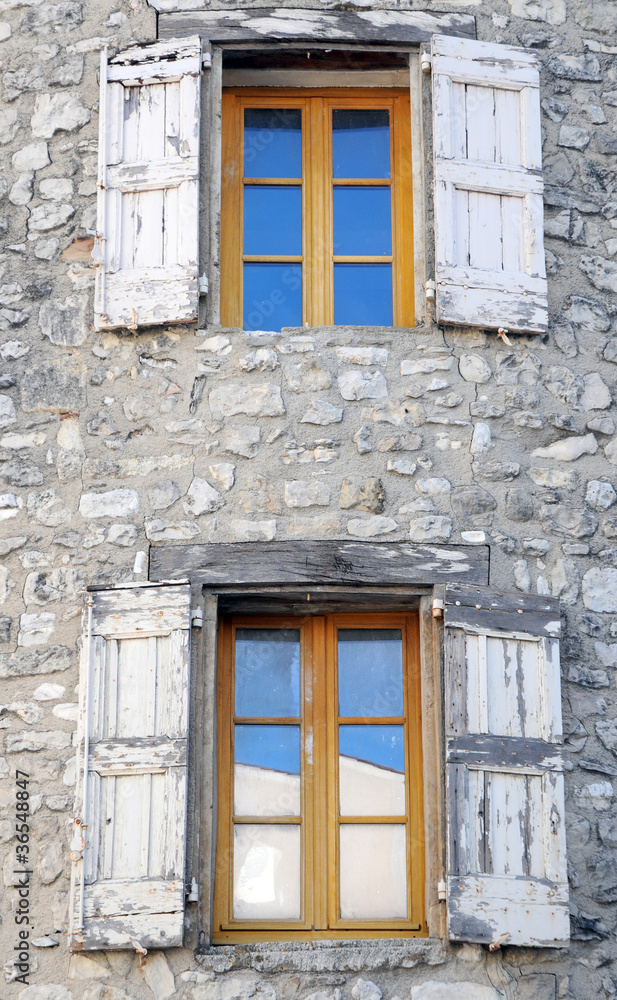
[
  {"x1": 213, "y1": 612, "x2": 425, "y2": 942},
  {"x1": 221, "y1": 89, "x2": 414, "y2": 332}
]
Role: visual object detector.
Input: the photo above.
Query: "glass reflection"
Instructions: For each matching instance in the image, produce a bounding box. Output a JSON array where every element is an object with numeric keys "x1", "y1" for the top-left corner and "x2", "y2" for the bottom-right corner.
[
  {"x1": 243, "y1": 264, "x2": 302, "y2": 332},
  {"x1": 244, "y1": 108, "x2": 302, "y2": 179},
  {"x1": 244, "y1": 186, "x2": 302, "y2": 256},
  {"x1": 338, "y1": 629, "x2": 403, "y2": 716},
  {"x1": 334, "y1": 265, "x2": 393, "y2": 327},
  {"x1": 233, "y1": 824, "x2": 301, "y2": 919},
  {"x1": 333, "y1": 187, "x2": 391, "y2": 256},
  {"x1": 235, "y1": 725, "x2": 301, "y2": 817},
  {"x1": 332, "y1": 109, "x2": 390, "y2": 179},
  {"x1": 339, "y1": 725, "x2": 405, "y2": 816},
  {"x1": 339, "y1": 824, "x2": 407, "y2": 918},
  {"x1": 235, "y1": 629, "x2": 301, "y2": 717}
]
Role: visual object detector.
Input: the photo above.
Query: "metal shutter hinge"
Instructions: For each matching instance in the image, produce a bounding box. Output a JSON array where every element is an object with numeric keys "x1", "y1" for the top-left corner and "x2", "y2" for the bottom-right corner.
[
  {"x1": 202, "y1": 52, "x2": 212, "y2": 69},
  {"x1": 421, "y1": 53, "x2": 432, "y2": 73},
  {"x1": 187, "y1": 877, "x2": 199, "y2": 902},
  {"x1": 192, "y1": 608, "x2": 204, "y2": 628},
  {"x1": 432, "y1": 598, "x2": 444, "y2": 619},
  {"x1": 437, "y1": 880, "x2": 446, "y2": 901},
  {"x1": 199, "y1": 274, "x2": 209, "y2": 295},
  {"x1": 425, "y1": 279, "x2": 436, "y2": 301}
]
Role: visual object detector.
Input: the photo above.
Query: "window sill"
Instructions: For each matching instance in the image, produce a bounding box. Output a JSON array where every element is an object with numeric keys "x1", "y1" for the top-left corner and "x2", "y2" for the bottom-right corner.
[{"x1": 195, "y1": 938, "x2": 446, "y2": 973}]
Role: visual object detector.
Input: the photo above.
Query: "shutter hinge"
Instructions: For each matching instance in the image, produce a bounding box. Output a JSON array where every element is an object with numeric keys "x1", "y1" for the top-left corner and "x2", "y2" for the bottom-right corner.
[
  {"x1": 425, "y1": 279, "x2": 436, "y2": 301},
  {"x1": 432, "y1": 598, "x2": 444, "y2": 620},
  {"x1": 199, "y1": 274, "x2": 209, "y2": 296},
  {"x1": 192, "y1": 608, "x2": 204, "y2": 628},
  {"x1": 437, "y1": 880, "x2": 447, "y2": 901},
  {"x1": 421, "y1": 52, "x2": 432, "y2": 73},
  {"x1": 202, "y1": 52, "x2": 212, "y2": 69},
  {"x1": 187, "y1": 877, "x2": 199, "y2": 902}
]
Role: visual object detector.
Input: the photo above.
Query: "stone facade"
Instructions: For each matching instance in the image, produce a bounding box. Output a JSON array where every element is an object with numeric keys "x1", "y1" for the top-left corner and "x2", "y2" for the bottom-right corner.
[{"x1": 1, "y1": 0, "x2": 617, "y2": 997}]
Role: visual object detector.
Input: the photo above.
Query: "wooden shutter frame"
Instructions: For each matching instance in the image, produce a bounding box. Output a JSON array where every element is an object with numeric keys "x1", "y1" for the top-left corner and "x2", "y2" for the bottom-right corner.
[
  {"x1": 70, "y1": 583, "x2": 191, "y2": 951},
  {"x1": 431, "y1": 35, "x2": 548, "y2": 334},
  {"x1": 94, "y1": 37, "x2": 204, "y2": 331},
  {"x1": 444, "y1": 583, "x2": 569, "y2": 948}
]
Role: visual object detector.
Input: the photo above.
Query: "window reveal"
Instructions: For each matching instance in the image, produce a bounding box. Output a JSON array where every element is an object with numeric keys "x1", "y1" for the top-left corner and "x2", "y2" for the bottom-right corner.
[
  {"x1": 213, "y1": 613, "x2": 425, "y2": 942},
  {"x1": 220, "y1": 90, "x2": 414, "y2": 332}
]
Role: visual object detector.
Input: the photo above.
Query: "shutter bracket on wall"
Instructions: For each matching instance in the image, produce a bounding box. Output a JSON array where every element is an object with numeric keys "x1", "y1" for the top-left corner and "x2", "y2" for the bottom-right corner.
[
  {"x1": 437, "y1": 880, "x2": 447, "y2": 901},
  {"x1": 420, "y1": 52, "x2": 432, "y2": 73},
  {"x1": 187, "y1": 877, "x2": 199, "y2": 902},
  {"x1": 425, "y1": 279, "x2": 436, "y2": 301},
  {"x1": 191, "y1": 607, "x2": 204, "y2": 627},
  {"x1": 199, "y1": 274, "x2": 209, "y2": 296},
  {"x1": 202, "y1": 51, "x2": 212, "y2": 69}
]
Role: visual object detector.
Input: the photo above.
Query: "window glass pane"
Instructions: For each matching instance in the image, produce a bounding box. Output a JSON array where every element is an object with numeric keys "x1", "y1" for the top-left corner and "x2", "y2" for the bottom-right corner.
[
  {"x1": 244, "y1": 108, "x2": 302, "y2": 179},
  {"x1": 334, "y1": 264, "x2": 393, "y2": 327},
  {"x1": 244, "y1": 186, "x2": 302, "y2": 255},
  {"x1": 233, "y1": 824, "x2": 301, "y2": 920},
  {"x1": 338, "y1": 629, "x2": 403, "y2": 717},
  {"x1": 332, "y1": 109, "x2": 390, "y2": 179},
  {"x1": 235, "y1": 628, "x2": 301, "y2": 717},
  {"x1": 339, "y1": 725, "x2": 405, "y2": 816},
  {"x1": 243, "y1": 264, "x2": 302, "y2": 332},
  {"x1": 333, "y1": 187, "x2": 391, "y2": 256},
  {"x1": 339, "y1": 824, "x2": 407, "y2": 918},
  {"x1": 235, "y1": 725, "x2": 301, "y2": 816}
]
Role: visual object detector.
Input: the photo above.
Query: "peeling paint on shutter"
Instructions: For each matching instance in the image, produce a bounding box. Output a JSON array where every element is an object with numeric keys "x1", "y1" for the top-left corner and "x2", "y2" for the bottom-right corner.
[
  {"x1": 432, "y1": 35, "x2": 547, "y2": 334},
  {"x1": 444, "y1": 583, "x2": 569, "y2": 948},
  {"x1": 94, "y1": 37, "x2": 202, "y2": 331},
  {"x1": 69, "y1": 584, "x2": 191, "y2": 950}
]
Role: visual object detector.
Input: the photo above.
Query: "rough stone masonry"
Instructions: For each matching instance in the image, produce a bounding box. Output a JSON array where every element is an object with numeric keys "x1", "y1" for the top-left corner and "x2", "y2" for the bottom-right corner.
[{"x1": 2, "y1": 0, "x2": 617, "y2": 996}]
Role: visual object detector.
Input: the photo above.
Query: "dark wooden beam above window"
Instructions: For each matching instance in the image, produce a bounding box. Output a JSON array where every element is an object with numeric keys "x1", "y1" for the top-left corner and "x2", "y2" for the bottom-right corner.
[
  {"x1": 149, "y1": 540, "x2": 489, "y2": 587},
  {"x1": 154, "y1": 7, "x2": 476, "y2": 46}
]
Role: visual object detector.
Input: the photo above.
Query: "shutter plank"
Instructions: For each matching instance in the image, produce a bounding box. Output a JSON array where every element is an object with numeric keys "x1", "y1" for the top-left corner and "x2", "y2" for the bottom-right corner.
[
  {"x1": 432, "y1": 34, "x2": 547, "y2": 333},
  {"x1": 70, "y1": 584, "x2": 191, "y2": 950},
  {"x1": 444, "y1": 584, "x2": 569, "y2": 947},
  {"x1": 95, "y1": 37, "x2": 202, "y2": 331}
]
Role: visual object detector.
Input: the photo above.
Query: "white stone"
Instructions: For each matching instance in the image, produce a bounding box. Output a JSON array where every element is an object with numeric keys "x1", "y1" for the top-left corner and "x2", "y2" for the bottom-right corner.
[
  {"x1": 575, "y1": 781, "x2": 613, "y2": 811},
  {"x1": 301, "y1": 399, "x2": 343, "y2": 425},
  {"x1": 237, "y1": 348, "x2": 279, "y2": 372},
  {"x1": 28, "y1": 201, "x2": 75, "y2": 231},
  {"x1": 586, "y1": 480, "x2": 616, "y2": 509},
  {"x1": 209, "y1": 463, "x2": 235, "y2": 491},
  {"x1": 145, "y1": 518, "x2": 201, "y2": 542},
  {"x1": 336, "y1": 347, "x2": 389, "y2": 366},
  {"x1": 409, "y1": 516, "x2": 452, "y2": 542},
  {"x1": 35, "y1": 238, "x2": 60, "y2": 260},
  {"x1": 0, "y1": 565, "x2": 15, "y2": 604},
  {"x1": 68, "y1": 955, "x2": 110, "y2": 979},
  {"x1": 581, "y1": 372, "x2": 611, "y2": 410},
  {"x1": 0, "y1": 702, "x2": 43, "y2": 725},
  {"x1": 0, "y1": 22, "x2": 11, "y2": 41},
  {"x1": 461, "y1": 531, "x2": 486, "y2": 544},
  {"x1": 470, "y1": 422, "x2": 492, "y2": 454},
  {"x1": 338, "y1": 370, "x2": 387, "y2": 400},
  {"x1": 0, "y1": 394, "x2": 17, "y2": 427},
  {"x1": 348, "y1": 515, "x2": 398, "y2": 537},
  {"x1": 79, "y1": 490, "x2": 139, "y2": 519},
  {"x1": 225, "y1": 426, "x2": 261, "y2": 458},
  {"x1": 33, "y1": 683, "x2": 65, "y2": 701},
  {"x1": 559, "y1": 125, "x2": 590, "y2": 149},
  {"x1": 1, "y1": 431, "x2": 46, "y2": 448},
  {"x1": 12, "y1": 141, "x2": 49, "y2": 172},
  {"x1": 604, "y1": 438, "x2": 617, "y2": 465},
  {"x1": 0, "y1": 493, "x2": 17, "y2": 509},
  {"x1": 9, "y1": 172, "x2": 34, "y2": 206},
  {"x1": 5, "y1": 730, "x2": 71, "y2": 752},
  {"x1": 27, "y1": 490, "x2": 71, "y2": 527},
  {"x1": 595, "y1": 641, "x2": 617, "y2": 667},
  {"x1": 210, "y1": 383, "x2": 285, "y2": 419},
  {"x1": 0, "y1": 108, "x2": 19, "y2": 145},
  {"x1": 514, "y1": 559, "x2": 531, "y2": 593},
  {"x1": 411, "y1": 984, "x2": 500, "y2": 1000},
  {"x1": 352, "y1": 981, "x2": 382, "y2": 1000},
  {"x1": 232, "y1": 519, "x2": 276, "y2": 541},
  {"x1": 459, "y1": 354, "x2": 492, "y2": 383},
  {"x1": 0, "y1": 340, "x2": 29, "y2": 360},
  {"x1": 527, "y1": 467, "x2": 579, "y2": 488},
  {"x1": 583, "y1": 567, "x2": 617, "y2": 612},
  {"x1": 31, "y1": 92, "x2": 91, "y2": 138},
  {"x1": 140, "y1": 952, "x2": 175, "y2": 1000},
  {"x1": 387, "y1": 459, "x2": 417, "y2": 476},
  {"x1": 39, "y1": 177, "x2": 73, "y2": 201},
  {"x1": 401, "y1": 356, "x2": 453, "y2": 375},
  {"x1": 148, "y1": 480, "x2": 181, "y2": 510},
  {"x1": 284, "y1": 480, "x2": 331, "y2": 508},
  {"x1": 183, "y1": 478, "x2": 224, "y2": 516},
  {"x1": 107, "y1": 524, "x2": 138, "y2": 547},
  {"x1": 195, "y1": 334, "x2": 232, "y2": 354},
  {"x1": 531, "y1": 433, "x2": 598, "y2": 461},
  {"x1": 20, "y1": 988, "x2": 72, "y2": 1000},
  {"x1": 415, "y1": 478, "x2": 451, "y2": 495},
  {"x1": 18, "y1": 612, "x2": 56, "y2": 647}
]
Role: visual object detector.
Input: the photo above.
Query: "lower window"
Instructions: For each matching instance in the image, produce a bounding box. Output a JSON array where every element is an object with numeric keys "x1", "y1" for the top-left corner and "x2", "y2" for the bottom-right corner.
[{"x1": 213, "y1": 613, "x2": 425, "y2": 941}]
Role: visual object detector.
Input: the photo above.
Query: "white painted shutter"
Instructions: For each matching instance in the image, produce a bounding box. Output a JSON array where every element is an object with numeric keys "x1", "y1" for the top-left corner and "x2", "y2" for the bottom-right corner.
[
  {"x1": 444, "y1": 584, "x2": 569, "y2": 947},
  {"x1": 94, "y1": 37, "x2": 202, "y2": 330},
  {"x1": 432, "y1": 35, "x2": 547, "y2": 333},
  {"x1": 70, "y1": 584, "x2": 191, "y2": 950}
]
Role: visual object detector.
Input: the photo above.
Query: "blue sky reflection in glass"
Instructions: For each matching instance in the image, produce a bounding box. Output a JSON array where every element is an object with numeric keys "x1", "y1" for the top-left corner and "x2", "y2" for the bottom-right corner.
[
  {"x1": 235, "y1": 628, "x2": 301, "y2": 717},
  {"x1": 332, "y1": 109, "x2": 390, "y2": 179},
  {"x1": 244, "y1": 108, "x2": 302, "y2": 179},
  {"x1": 338, "y1": 628, "x2": 403, "y2": 717}
]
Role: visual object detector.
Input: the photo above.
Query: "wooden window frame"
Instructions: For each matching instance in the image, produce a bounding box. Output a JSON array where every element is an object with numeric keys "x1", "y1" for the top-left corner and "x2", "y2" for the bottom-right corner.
[
  {"x1": 220, "y1": 87, "x2": 415, "y2": 329},
  {"x1": 213, "y1": 611, "x2": 426, "y2": 943}
]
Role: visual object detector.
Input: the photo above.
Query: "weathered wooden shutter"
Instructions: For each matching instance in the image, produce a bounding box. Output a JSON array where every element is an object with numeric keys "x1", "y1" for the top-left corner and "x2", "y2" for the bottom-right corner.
[
  {"x1": 432, "y1": 35, "x2": 547, "y2": 333},
  {"x1": 70, "y1": 584, "x2": 191, "y2": 950},
  {"x1": 94, "y1": 37, "x2": 203, "y2": 330},
  {"x1": 444, "y1": 584, "x2": 569, "y2": 947}
]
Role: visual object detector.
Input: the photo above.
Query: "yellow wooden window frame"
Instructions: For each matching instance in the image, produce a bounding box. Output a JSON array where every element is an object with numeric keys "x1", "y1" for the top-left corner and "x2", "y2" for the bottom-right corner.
[
  {"x1": 220, "y1": 89, "x2": 415, "y2": 329},
  {"x1": 213, "y1": 612, "x2": 426, "y2": 943}
]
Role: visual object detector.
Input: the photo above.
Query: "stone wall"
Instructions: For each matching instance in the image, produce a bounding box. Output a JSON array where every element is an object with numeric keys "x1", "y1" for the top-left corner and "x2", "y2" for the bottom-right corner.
[{"x1": 1, "y1": 0, "x2": 617, "y2": 997}]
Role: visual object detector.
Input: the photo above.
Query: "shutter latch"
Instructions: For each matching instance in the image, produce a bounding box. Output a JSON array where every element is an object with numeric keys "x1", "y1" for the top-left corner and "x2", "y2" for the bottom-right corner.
[{"x1": 437, "y1": 880, "x2": 446, "y2": 901}]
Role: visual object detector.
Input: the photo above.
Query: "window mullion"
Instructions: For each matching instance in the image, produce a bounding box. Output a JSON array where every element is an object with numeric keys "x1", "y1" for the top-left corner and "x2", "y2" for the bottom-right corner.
[
  {"x1": 305, "y1": 97, "x2": 330, "y2": 327},
  {"x1": 309, "y1": 615, "x2": 328, "y2": 930}
]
